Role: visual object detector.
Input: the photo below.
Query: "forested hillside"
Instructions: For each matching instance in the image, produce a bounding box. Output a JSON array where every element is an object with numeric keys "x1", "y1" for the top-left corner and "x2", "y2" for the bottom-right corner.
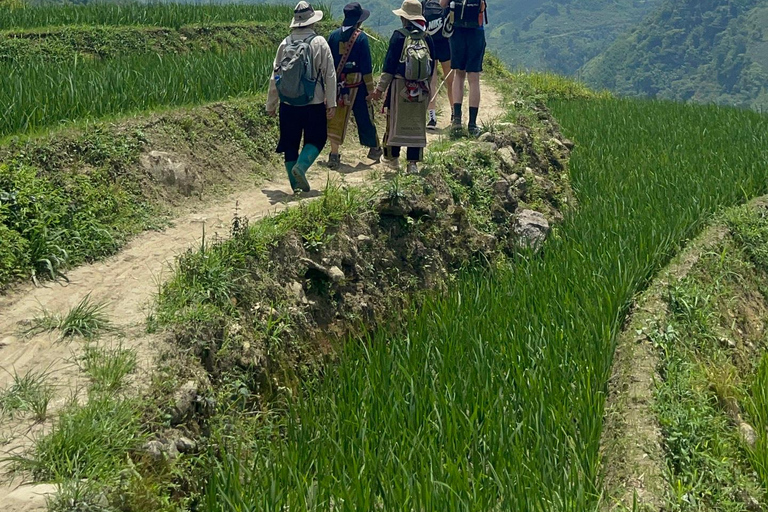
[
  {"x1": 325, "y1": 0, "x2": 661, "y2": 76},
  {"x1": 581, "y1": 0, "x2": 768, "y2": 110}
]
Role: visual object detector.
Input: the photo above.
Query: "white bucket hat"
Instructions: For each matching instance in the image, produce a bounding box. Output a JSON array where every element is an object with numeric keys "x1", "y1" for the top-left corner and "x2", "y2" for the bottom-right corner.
[
  {"x1": 290, "y1": 1, "x2": 324, "y2": 28},
  {"x1": 392, "y1": 0, "x2": 426, "y2": 23}
]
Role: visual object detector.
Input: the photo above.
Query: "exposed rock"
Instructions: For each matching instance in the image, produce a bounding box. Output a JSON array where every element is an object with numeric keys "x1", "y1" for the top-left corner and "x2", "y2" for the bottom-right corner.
[
  {"x1": 739, "y1": 421, "x2": 758, "y2": 448},
  {"x1": 513, "y1": 209, "x2": 550, "y2": 249},
  {"x1": 175, "y1": 436, "x2": 197, "y2": 454},
  {"x1": 478, "y1": 132, "x2": 496, "y2": 143},
  {"x1": 287, "y1": 280, "x2": 308, "y2": 304},
  {"x1": 165, "y1": 439, "x2": 180, "y2": 460},
  {"x1": 477, "y1": 141, "x2": 498, "y2": 153},
  {"x1": 493, "y1": 178, "x2": 510, "y2": 196},
  {"x1": 143, "y1": 440, "x2": 165, "y2": 461},
  {"x1": 562, "y1": 138, "x2": 575, "y2": 150},
  {"x1": 171, "y1": 380, "x2": 199, "y2": 425},
  {"x1": 514, "y1": 177, "x2": 528, "y2": 195},
  {"x1": 301, "y1": 258, "x2": 343, "y2": 282},
  {"x1": 497, "y1": 147, "x2": 517, "y2": 171},
  {"x1": 328, "y1": 266, "x2": 345, "y2": 283},
  {"x1": 140, "y1": 150, "x2": 199, "y2": 197}
]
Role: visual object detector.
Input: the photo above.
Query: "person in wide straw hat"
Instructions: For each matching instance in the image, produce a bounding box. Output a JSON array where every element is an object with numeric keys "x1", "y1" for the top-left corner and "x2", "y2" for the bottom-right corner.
[
  {"x1": 371, "y1": 0, "x2": 436, "y2": 174},
  {"x1": 325, "y1": 2, "x2": 383, "y2": 170},
  {"x1": 267, "y1": 2, "x2": 337, "y2": 193}
]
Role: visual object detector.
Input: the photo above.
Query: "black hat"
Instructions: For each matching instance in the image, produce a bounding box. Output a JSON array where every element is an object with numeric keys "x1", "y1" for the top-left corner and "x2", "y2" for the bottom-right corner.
[{"x1": 342, "y1": 2, "x2": 370, "y2": 26}]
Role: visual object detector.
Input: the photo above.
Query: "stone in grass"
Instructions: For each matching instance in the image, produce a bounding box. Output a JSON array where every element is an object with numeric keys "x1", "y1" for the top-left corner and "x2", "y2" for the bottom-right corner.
[
  {"x1": 740, "y1": 421, "x2": 758, "y2": 448},
  {"x1": 175, "y1": 436, "x2": 197, "y2": 453},
  {"x1": 497, "y1": 147, "x2": 517, "y2": 172},
  {"x1": 513, "y1": 209, "x2": 550, "y2": 250},
  {"x1": 171, "y1": 380, "x2": 198, "y2": 425}
]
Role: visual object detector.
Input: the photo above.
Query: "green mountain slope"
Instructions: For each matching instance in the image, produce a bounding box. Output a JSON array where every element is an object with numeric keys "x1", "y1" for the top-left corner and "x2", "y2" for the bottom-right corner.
[
  {"x1": 488, "y1": 0, "x2": 663, "y2": 74},
  {"x1": 322, "y1": 0, "x2": 661, "y2": 76},
  {"x1": 581, "y1": 0, "x2": 768, "y2": 110}
]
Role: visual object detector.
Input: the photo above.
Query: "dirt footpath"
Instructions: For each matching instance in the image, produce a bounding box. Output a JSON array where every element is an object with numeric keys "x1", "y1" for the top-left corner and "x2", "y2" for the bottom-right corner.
[{"x1": 0, "y1": 82, "x2": 506, "y2": 510}]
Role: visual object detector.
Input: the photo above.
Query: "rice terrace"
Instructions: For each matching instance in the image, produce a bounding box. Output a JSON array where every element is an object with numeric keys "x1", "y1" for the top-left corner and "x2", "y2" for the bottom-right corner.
[{"x1": 0, "y1": 0, "x2": 767, "y2": 511}]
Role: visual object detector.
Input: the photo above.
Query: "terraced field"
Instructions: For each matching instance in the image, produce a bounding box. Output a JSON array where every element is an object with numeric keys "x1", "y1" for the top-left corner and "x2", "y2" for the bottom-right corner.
[{"x1": 1, "y1": 3, "x2": 768, "y2": 512}]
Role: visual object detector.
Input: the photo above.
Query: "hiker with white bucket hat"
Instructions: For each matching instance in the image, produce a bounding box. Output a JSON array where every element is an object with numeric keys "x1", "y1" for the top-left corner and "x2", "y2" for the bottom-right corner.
[
  {"x1": 267, "y1": 2, "x2": 337, "y2": 193},
  {"x1": 371, "y1": 0, "x2": 436, "y2": 175}
]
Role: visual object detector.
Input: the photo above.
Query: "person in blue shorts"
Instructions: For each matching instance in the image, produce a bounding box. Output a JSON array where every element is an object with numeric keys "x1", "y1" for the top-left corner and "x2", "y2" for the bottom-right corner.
[{"x1": 440, "y1": 0, "x2": 486, "y2": 136}]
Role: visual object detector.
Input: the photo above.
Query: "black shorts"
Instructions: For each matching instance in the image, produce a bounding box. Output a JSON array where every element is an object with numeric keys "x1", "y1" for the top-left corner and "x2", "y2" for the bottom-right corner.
[
  {"x1": 450, "y1": 27, "x2": 486, "y2": 73},
  {"x1": 432, "y1": 36, "x2": 451, "y2": 63}
]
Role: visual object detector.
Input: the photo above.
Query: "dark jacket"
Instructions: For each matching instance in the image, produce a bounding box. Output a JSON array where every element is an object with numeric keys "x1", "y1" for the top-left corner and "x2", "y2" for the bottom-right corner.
[{"x1": 328, "y1": 27, "x2": 375, "y2": 95}]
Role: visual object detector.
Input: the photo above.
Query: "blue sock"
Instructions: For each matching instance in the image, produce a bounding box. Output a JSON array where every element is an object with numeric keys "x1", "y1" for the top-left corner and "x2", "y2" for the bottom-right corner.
[
  {"x1": 285, "y1": 160, "x2": 298, "y2": 190},
  {"x1": 295, "y1": 144, "x2": 321, "y2": 176}
]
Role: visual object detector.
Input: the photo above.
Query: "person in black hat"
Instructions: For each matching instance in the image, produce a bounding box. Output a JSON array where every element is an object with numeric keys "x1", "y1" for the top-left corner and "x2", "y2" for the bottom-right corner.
[{"x1": 325, "y1": 2, "x2": 382, "y2": 170}]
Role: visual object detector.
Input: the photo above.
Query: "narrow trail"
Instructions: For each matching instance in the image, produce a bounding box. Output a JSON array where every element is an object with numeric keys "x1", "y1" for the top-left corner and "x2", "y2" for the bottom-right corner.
[{"x1": 0, "y1": 81, "x2": 505, "y2": 511}]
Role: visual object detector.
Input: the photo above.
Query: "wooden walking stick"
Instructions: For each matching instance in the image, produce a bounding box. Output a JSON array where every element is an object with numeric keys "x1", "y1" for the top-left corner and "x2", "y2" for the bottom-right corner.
[{"x1": 430, "y1": 69, "x2": 455, "y2": 104}]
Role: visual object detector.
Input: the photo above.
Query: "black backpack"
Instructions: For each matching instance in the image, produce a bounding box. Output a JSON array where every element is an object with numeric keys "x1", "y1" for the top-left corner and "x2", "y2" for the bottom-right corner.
[
  {"x1": 423, "y1": 0, "x2": 446, "y2": 38},
  {"x1": 452, "y1": 0, "x2": 487, "y2": 29}
]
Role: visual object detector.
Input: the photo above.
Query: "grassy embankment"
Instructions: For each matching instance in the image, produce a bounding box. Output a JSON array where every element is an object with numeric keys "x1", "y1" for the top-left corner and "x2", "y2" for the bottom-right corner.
[
  {"x1": 196, "y1": 87, "x2": 768, "y2": 508},
  {"x1": 617, "y1": 201, "x2": 768, "y2": 511},
  {"x1": 0, "y1": 3, "x2": 364, "y2": 290}
]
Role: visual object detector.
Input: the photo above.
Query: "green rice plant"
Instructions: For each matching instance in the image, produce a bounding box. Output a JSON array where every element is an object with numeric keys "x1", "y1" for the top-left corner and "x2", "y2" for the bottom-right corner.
[
  {"x1": 0, "y1": 367, "x2": 54, "y2": 421},
  {"x1": 0, "y1": 2, "x2": 306, "y2": 30},
  {"x1": 0, "y1": 46, "x2": 274, "y2": 138},
  {"x1": 746, "y1": 355, "x2": 768, "y2": 492},
  {"x1": 79, "y1": 344, "x2": 137, "y2": 394},
  {"x1": 199, "y1": 98, "x2": 768, "y2": 510},
  {"x1": 27, "y1": 294, "x2": 114, "y2": 339}
]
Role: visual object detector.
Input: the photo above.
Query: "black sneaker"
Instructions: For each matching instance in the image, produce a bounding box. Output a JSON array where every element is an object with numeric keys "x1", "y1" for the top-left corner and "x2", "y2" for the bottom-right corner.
[
  {"x1": 367, "y1": 147, "x2": 383, "y2": 161},
  {"x1": 427, "y1": 118, "x2": 438, "y2": 131},
  {"x1": 327, "y1": 153, "x2": 341, "y2": 170},
  {"x1": 451, "y1": 117, "x2": 464, "y2": 136},
  {"x1": 468, "y1": 124, "x2": 482, "y2": 137}
]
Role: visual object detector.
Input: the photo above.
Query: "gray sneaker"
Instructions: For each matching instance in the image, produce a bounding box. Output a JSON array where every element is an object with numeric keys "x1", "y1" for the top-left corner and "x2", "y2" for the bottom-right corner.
[
  {"x1": 367, "y1": 147, "x2": 383, "y2": 161},
  {"x1": 468, "y1": 124, "x2": 482, "y2": 137},
  {"x1": 327, "y1": 153, "x2": 341, "y2": 170},
  {"x1": 382, "y1": 155, "x2": 400, "y2": 171},
  {"x1": 406, "y1": 161, "x2": 419, "y2": 174}
]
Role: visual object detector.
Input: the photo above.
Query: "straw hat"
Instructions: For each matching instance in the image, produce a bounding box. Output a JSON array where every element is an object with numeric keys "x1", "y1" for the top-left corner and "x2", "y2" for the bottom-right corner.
[
  {"x1": 290, "y1": 1, "x2": 324, "y2": 28},
  {"x1": 392, "y1": 0, "x2": 426, "y2": 23}
]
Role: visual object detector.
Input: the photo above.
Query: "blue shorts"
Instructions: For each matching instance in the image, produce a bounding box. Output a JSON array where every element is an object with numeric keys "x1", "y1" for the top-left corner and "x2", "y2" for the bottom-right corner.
[{"x1": 450, "y1": 27, "x2": 486, "y2": 73}]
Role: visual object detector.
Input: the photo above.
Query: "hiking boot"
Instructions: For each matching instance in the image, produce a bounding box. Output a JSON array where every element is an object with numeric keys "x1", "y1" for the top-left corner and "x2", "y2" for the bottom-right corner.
[
  {"x1": 468, "y1": 124, "x2": 482, "y2": 137},
  {"x1": 427, "y1": 117, "x2": 438, "y2": 131},
  {"x1": 327, "y1": 153, "x2": 341, "y2": 170},
  {"x1": 381, "y1": 155, "x2": 400, "y2": 171},
  {"x1": 406, "y1": 161, "x2": 419, "y2": 174},
  {"x1": 291, "y1": 164, "x2": 310, "y2": 192},
  {"x1": 367, "y1": 146, "x2": 383, "y2": 161}
]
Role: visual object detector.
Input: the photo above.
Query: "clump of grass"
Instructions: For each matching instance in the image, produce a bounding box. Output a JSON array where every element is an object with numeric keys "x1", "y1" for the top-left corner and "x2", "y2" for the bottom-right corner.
[
  {"x1": 0, "y1": 368, "x2": 54, "y2": 421},
  {"x1": 79, "y1": 344, "x2": 137, "y2": 394},
  {"x1": 9, "y1": 393, "x2": 144, "y2": 482},
  {"x1": 26, "y1": 294, "x2": 114, "y2": 339}
]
